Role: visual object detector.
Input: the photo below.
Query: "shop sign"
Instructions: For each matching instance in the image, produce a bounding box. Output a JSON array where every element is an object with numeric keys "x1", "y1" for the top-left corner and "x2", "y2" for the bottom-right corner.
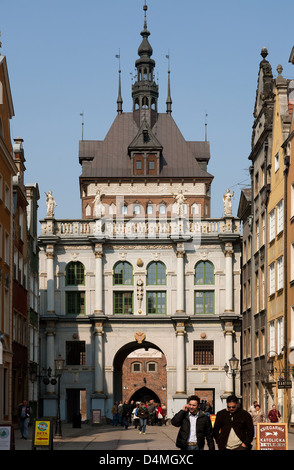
[
  {"x1": 33, "y1": 419, "x2": 53, "y2": 450},
  {"x1": 0, "y1": 425, "x2": 14, "y2": 450},
  {"x1": 278, "y1": 379, "x2": 292, "y2": 389},
  {"x1": 256, "y1": 423, "x2": 288, "y2": 450},
  {"x1": 92, "y1": 409, "x2": 101, "y2": 424}
]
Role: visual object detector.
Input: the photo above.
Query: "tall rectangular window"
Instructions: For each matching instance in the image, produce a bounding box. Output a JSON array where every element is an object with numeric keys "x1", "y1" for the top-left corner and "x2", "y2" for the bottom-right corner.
[
  {"x1": 277, "y1": 317, "x2": 284, "y2": 355},
  {"x1": 147, "y1": 291, "x2": 166, "y2": 314},
  {"x1": 261, "y1": 266, "x2": 265, "y2": 310},
  {"x1": 269, "y1": 209, "x2": 275, "y2": 242},
  {"x1": 195, "y1": 291, "x2": 214, "y2": 314},
  {"x1": 114, "y1": 292, "x2": 133, "y2": 314},
  {"x1": 262, "y1": 213, "x2": 265, "y2": 246},
  {"x1": 269, "y1": 321, "x2": 275, "y2": 356},
  {"x1": 255, "y1": 271, "x2": 260, "y2": 314},
  {"x1": 274, "y1": 152, "x2": 279, "y2": 172},
  {"x1": 193, "y1": 340, "x2": 214, "y2": 365},
  {"x1": 66, "y1": 291, "x2": 85, "y2": 315},
  {"x1": 66, "y1": 341, "x2": 86, "y2": 365},
  {"x1": 277, "y1": 200, "x2": 283, "y2": 234},
  {"x1": 255, "y1": 220, "x2": 260, "y2": 251},
  {"x1": 277, "y1": 257, "x2": 283, "y2": 290},
  {"x1": 269, "y1": 263, "x2": 275, "y2": 295}
]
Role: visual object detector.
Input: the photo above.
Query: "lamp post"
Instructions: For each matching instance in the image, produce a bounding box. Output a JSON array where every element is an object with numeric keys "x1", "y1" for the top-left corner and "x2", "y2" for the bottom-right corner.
[
  {"x1": 54, "y1": 354, "x2": 65, "y2": 437},
  {"x1": 224, "y1": 354, "x2": 239, "y2": 396}
]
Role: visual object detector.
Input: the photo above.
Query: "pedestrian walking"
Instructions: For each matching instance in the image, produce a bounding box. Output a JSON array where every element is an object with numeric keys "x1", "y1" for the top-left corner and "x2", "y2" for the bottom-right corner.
[
  {"x1": 111, "y1": 402, "x2": 119, "y2": 426},
  {"x1": 132, "y1": 403, "x2": 140, "y2": 429},
  {"x1": 268, "y1": 404, "x2": 281, "y2": 423},
  {"x1": 171, "y1": 395, "x2": 215, "y2": 451},
  {"x1": 137, "y1": 402, "x2": 149, "y2": 435},
  {"x1": 17, "y1": 399, "x2": 32, "y2": 440},
  {"x1": 147, "y1": 400, "x2": 156, "y2": 425},
  {"x1": 213, "y1": 395, "x2": 254, "y2": 450},
  {"x1": 118, "y1": 401, "x2": 123, "y2": 426},
  {"x1": 156, "y1": 403, "x2": 163, "y2": 426},
  {"x1": 248, "y1": 400, "x2": 258, "y2": 417},
  {"x1": 161, "y1": 401, "x2": 167, "y2": 425},
  {"x1": 250, "y1": 403, "x2": 265, "y2": 438},
  {"x1": 121, "y1": 400, "x2": 132, "y2": 429}
]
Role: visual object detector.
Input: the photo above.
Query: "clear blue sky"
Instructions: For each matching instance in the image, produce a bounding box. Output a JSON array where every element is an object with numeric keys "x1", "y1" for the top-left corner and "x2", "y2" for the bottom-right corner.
[{"x1": 1, "y1": 0, "x2": 294, "y2": 221}]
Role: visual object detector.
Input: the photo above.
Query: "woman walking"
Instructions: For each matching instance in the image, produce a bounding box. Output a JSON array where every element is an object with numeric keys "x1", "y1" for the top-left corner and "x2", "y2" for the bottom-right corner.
[
  {"x1": 137, "y1": 402, "x2": 149, "y2": 435},
  {"x1": 251, "y1": 403, "x2": 265, "y2": 438}
]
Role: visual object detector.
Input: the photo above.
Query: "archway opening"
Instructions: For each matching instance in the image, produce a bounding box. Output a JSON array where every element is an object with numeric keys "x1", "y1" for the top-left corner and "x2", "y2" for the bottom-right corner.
[
  {"x1": 129, "y1": 386, "x2": 160, "y2": 404},
  {"x1": 113, "y1": 341, "x2": 167, "y2": 408}
]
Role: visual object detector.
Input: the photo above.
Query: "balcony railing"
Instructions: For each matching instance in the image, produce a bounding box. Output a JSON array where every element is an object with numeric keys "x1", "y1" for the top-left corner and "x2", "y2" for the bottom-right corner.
[{"x1": 40, "y1": 216, "x2": 241, "y2": 240}]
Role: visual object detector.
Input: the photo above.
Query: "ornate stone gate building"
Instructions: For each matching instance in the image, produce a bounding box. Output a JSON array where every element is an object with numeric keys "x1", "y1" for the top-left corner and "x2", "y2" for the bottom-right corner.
[{"x1": 38, "y1": 4, "x2": 242, "y2": 422}]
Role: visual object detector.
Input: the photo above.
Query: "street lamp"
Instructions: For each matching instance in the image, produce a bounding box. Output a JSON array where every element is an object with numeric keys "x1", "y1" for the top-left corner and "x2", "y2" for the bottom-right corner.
[
  {"x1": 224, "y1": 354, "x2": 239, "y2": 395},
  {"x1": 229, "y1": 354, "x2": 239, "y2": 374},
  {"x1": 54, "y1": 354, "x2": 65, "y2": 437}
]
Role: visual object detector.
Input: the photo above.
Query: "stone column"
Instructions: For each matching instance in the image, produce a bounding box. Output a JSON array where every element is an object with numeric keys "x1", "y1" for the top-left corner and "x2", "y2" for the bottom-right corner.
[
  {"x1": 46, "y1": 245, "x2": 55, "y2": 314},
  {"x1": 224, "y1": 243, "x2": 234, "y2": 313},
  {"x1": 94, "y1": 244, "x2": 104, "y2": 314},
  {"x1": 176, "y1": 245, "x2": 185, "y2": 313},
  {"x1": 46, "y1": 324, "x2": 55, "y2": 395},
  {"x1": 224, "y1": 324, "x2": 234, "y2": 394},
  {"x1": 175, "y1": 322, "x2": 186, "y2": 394},
  {"x1": 93, "y1": 322, "x2": 104, "y2": 394}
]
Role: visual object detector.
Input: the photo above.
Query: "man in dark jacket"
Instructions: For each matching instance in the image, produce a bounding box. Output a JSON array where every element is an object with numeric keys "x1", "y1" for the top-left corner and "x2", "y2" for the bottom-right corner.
[
  {"x1": 171, "y1": 395, "x2": 215, "y2": 450},
  {"x1": 213, "y1": 395, "x2": 254, "y2": 450}
]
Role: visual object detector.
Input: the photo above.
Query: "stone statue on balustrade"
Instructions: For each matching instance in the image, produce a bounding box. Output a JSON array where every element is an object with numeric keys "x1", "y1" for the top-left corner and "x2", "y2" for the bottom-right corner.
[
  {"x1": 92, "y1": 189, "x2": 105, "y2": 218},
  {"x1": 172, "y1": 190, "x2": 186, "y2": 216},
  {"x1": 223, "y1": 189, "x2": 234, "y2": 217},
  {"x1": 45, "y1": 191, "x2": 57, "y2": 218}
]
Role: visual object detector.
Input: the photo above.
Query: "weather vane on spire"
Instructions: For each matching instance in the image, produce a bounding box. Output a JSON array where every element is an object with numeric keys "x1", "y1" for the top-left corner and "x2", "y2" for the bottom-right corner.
[{"x1": 143, "y1": 0, "x2": 148, "y2": 26}]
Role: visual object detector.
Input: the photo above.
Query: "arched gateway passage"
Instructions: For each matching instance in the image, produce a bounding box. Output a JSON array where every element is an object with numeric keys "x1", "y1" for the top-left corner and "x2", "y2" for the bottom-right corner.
[
  {"x1": 113, "y1": 341, "x2": 167, "y2": 407},
  {"x1": 129, "y1": 386, "x2": 160, "y2": 404}
]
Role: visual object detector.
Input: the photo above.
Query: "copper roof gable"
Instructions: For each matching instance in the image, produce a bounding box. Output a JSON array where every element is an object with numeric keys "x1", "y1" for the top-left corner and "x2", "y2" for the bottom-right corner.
[{"x1": 79, "y1": 112, "x2": 212, "y2": 180}]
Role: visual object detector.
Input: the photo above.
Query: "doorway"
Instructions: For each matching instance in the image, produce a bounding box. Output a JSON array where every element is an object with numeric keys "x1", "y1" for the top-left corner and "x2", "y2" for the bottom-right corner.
[{"x1": 66, "y1": 389, "x2": 87, "y2": 422}]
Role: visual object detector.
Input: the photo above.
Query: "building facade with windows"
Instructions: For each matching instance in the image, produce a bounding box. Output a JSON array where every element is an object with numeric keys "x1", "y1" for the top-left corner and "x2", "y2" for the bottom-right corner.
[
  {"x1": 239, "y1": 48, "x2": 275, "y2": 414},
  {"x1": 0, "y1": 50, "x2": 17, "y2": 424},
  {"x1": 286, "y1": 48, "x2": 294, "y2": 430},
  {"x1": 38, "y1": 4, "x2": 242, "y2": 422},
  {"x1": 239, "y1": 47, "x2": 294, "y2": 426},
  {"x1": 266, "y1": 64, "x2": 292, "y2": 420}
]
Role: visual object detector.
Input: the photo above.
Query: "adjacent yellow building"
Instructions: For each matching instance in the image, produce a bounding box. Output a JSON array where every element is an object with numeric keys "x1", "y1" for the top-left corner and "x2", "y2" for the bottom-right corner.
[{"x1": 267, "y1": 65, "x2": 292, "y2": 421}]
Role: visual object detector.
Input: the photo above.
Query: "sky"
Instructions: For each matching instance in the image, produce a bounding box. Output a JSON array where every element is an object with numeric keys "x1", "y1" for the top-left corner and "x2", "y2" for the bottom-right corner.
[{"x1": 1, "y1": 0, "x2": 294, "y2": 223}]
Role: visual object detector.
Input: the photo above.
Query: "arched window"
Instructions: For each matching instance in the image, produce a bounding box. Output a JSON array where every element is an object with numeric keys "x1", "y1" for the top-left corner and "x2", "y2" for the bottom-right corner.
[
  {"x1": 195, "y1": 261, "x2": 214, "y2": 285},
  {"x1": 147, "y1": 261, "x2": 166, "y2": 285},
  {"x1": 66, "y1": 261, "x2": 85, "y2": 286},
  {"x1": 113, "y1": 261, "x2": 133, "y2": 285},
  {"x1": 134, "y1": 98, "x2": 140, "y2": 110},
  {"x1": 159, "y1": 203, "x2": 166, "y2": 215},
  {"x1": 142, "y1": 96, "x2": 149, "y2": 109},
  {"x1": 121, "y1": 205, "x2": 128, "y2": 215}
]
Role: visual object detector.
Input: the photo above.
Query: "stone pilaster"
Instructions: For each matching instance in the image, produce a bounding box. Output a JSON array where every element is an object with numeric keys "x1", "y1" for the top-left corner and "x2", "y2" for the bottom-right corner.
[
  {"x1": 94, "y1": 244, "x2": 104, "y2": 314},
  {"x1": 93, "y1": 321, "x2": 104, "y2": 394},
  {"x1": 224, "y1": 243, "x2": 234, "y2": 313},
  {"x1": 176, "y1": 244, "x2": 185, "y2": 314},
  {"x1": 46, "y1": 245, "x2": 55, "y2": 314},
  {"x1": 175, "y1": 321, "x2": 186, "y2": 394}
]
